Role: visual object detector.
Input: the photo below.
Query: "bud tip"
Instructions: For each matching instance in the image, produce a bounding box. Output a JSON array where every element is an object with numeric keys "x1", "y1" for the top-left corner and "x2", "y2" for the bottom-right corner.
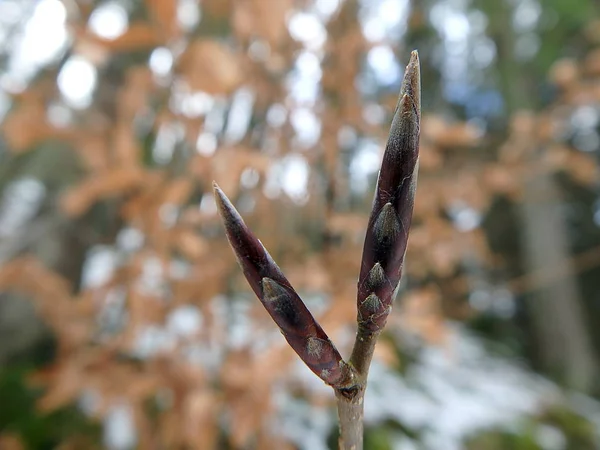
[
  {"x1": 410, "y1": 50, "x2": 419, "y2": 64},
  {"x1": 212, "y1": 182, "x2": 230, "y2": 217}
]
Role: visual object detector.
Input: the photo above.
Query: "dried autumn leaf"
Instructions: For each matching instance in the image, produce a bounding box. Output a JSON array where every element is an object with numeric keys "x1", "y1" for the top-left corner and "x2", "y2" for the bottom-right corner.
[
  {"x1": 37, "y1": 363, "x2": 82, "y2": 412},
  {"x1": 83, "y1": 23, "x2": 163, "y2": 52},
  {"x1": 145, "y1": 0, "x2": 179, "y2": 38},
  {"x1": 373, "y1": 339, "x2": 399, "y2": 367},
  {"x1": 549, "y1": 58, "x2": 579, "y2": 88},
  {"x1": 61, "y1": 167, "x2": 146, "y2": 216},
  {"x1": 437, "y1": 123, "x2": 481, "y2": 148},
  {"x1": 567, "y1": 151, "x2": 599, "y2": 185},
  {"x1": 202, "y1": 0, "x2": 233, "y2": 18},
  {"x1": 233, "y1": 0, "x2": 291, "y2": 47},
  {"x1": 329, "y1": 213, "x2": 368, "y2": 240},
  {"x1": 161, "y1": 178, "x2": 194, "y2": 206},
  {"x1": 179, "y1": 40, "x2": 242, "y2": 94},
  {"x1": 73, "y1": 132, "x2": 111, "y2": 171},
  {"x1": 418, "y1": 143, "x2": 443, "y2": 171},
  {"x1": 113, "y1": 124, "x2": 142, "y2": 167},
  {"x1": 400, "y1": 286, "x2": 446, "y2": 345},
  {"x1": 183, "y1": 390, "x2": 220, "y2": 449},
  {"x1": 484, "y1": 164, "x2": 521, "y2": 197},
  {"x1": 174, "y1": 229, "x2": 209, "y2": 260},
  {"x1": 0, "y1": 434, "x2": 24, "y2": 450},
  {"x1": 117, "y1": 66, "x2": 154, "y2": 120},
  {"x1": 2, "y1": 101, "x2": 70, "y2": 152},
  {"x1": 584, "y1": 19, "x2": 600, "y2": 43}
]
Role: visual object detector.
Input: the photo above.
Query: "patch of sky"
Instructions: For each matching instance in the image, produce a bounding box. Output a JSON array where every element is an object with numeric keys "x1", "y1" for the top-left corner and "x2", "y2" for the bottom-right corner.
[
  {"x1": 2, "y1": 0, "x2": 68, "y2": 91},
  {"x1": 88, "y1": 2, "x2": 128, "y2": 40}
]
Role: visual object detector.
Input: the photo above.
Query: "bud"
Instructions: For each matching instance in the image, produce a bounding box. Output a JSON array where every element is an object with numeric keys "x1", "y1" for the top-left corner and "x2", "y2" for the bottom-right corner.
[
  {"x1": 214, "y1": 183, "x2": 348, "y2": 385},
  {"x1": 357, "y1": 51, "x2": 421, "y2": 332}
]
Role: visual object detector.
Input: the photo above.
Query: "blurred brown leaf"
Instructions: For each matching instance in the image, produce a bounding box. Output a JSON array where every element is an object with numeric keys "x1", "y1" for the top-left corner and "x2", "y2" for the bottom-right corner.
[
  {"x1": 81, "y1": 23, "x2": 164, "y2": 52},
  {"x1": 233, "y1": 0, "x2": 291, "y2": 47},
  {"x1": 179, "y1": 40, "x2": 242, "y2": 93},
  {"x1": 61, "y1": 167, "x2": 146, "y2": 216},
  {"x1": 0, "y1": 434, "x2": 24, "y2": 450}
]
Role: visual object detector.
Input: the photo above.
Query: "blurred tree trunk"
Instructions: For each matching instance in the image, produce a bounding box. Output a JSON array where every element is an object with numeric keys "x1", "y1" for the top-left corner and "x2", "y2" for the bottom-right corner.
[
  {"x1": 520, "y1": 174, "x2": 597, "y2": 390},
  {"x1": 485, "y1": 0, "x2": 599, "y2": 390}
]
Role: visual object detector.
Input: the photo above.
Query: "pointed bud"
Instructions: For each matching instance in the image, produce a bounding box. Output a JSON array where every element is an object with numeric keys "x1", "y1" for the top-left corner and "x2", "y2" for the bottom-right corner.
[
  {"x1": 357, "y1": 51, "x2": 421, "y2": 332},
  {"x1": 400, "y1": 50, "x2": 421, "y2": 122},
  {"x1": 214, "y1": 183, "x2": 348, "y2": 386}
]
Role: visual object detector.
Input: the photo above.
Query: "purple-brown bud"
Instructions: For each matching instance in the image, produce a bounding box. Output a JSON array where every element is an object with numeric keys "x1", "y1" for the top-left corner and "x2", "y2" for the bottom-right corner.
[
  {"x1": 214, "y1": 183, "x2": 348, "y2": 386},
  {"x1": 357, "y1": 51, "x2": 421, "y2": 332}
]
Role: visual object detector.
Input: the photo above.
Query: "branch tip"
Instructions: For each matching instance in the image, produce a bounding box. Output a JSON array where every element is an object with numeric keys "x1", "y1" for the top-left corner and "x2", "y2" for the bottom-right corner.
[
  {"x1": 400, "y1": 51, "x2": 421, "y2": 120},
  {"x1": 410, "y1": 49, "x2": 419, "y2": 64},
  {"x1": 212, "y1": 182, "x2": 227, "y2": 213}
]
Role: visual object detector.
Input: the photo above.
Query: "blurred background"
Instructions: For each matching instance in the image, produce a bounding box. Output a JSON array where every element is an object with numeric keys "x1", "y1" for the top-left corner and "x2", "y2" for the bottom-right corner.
[{"x1": 1, "y1": 0, "x2": 600, "y2": 449}]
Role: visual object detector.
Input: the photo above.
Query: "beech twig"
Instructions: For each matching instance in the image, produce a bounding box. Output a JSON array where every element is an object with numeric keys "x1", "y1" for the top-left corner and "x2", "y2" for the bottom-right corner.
[{"x1": 214, "y1": 50, "x2": 421, "y2": 450}]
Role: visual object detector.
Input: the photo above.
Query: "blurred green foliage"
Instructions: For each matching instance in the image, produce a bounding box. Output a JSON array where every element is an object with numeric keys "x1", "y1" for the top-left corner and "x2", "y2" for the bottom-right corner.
[{"x1": 0, "y1": 366, "x2": 101, "y2": 449}]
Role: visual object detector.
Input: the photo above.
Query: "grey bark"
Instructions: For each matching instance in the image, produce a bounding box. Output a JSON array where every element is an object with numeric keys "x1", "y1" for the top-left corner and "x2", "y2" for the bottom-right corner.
[{"x1": 520, "y1": 173, "x2": 598, "y2": 391}]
